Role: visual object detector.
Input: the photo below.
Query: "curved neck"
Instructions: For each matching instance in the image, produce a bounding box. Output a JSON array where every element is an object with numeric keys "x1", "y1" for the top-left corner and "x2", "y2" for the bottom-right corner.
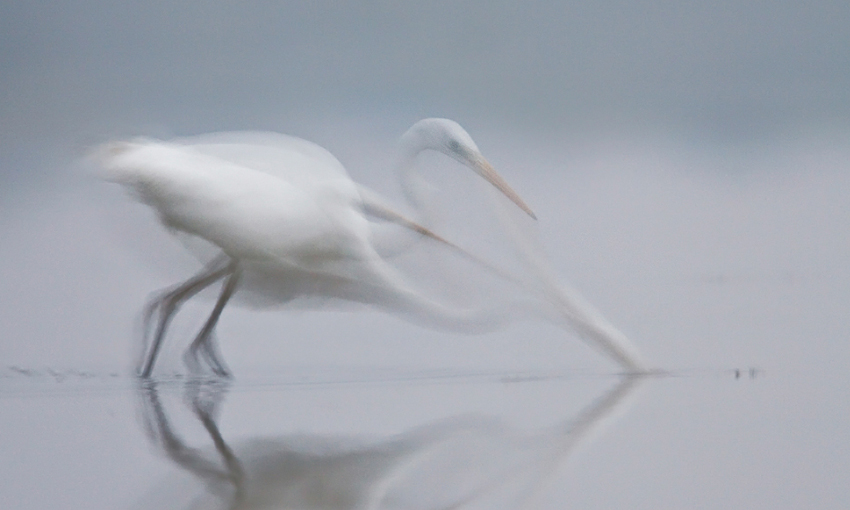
[{"x1": 395, "y1": 135, "x2": 436, "y2": 227}]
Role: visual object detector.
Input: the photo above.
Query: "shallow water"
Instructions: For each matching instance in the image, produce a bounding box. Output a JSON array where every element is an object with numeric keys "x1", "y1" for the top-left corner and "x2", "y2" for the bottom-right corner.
[
  {"x1": 2, "y1": 131, "x2": 849, "y2": 508},
  {"x1": 1, "y1": 359, "x2": 846, "y2": 509}
]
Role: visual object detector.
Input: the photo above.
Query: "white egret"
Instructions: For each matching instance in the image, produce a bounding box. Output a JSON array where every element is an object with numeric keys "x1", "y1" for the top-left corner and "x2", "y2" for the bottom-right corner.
[{"x1": 96, "y1": 119, "x2": 647, "y2": 377}]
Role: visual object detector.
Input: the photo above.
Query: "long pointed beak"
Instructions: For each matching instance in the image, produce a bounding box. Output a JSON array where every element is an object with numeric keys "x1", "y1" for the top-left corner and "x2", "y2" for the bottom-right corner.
[{"x1": 472, "y1": 156, "x2": 537, "y2": 220}]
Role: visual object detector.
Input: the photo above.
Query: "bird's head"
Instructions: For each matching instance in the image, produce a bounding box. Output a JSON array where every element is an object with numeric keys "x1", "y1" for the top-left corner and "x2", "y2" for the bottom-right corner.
[{"x1": 400, "y1": 118, "x2": 536, "y2": 219}]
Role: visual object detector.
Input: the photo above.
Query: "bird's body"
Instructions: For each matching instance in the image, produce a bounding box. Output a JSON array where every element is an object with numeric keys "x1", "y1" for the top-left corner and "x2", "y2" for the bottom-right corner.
[
  {"x1": 97, "y1": 119, "x2": 647, "y2": 377},
  {"x1": 104, "y1": 133, "x2": 370, "y2": 277}
]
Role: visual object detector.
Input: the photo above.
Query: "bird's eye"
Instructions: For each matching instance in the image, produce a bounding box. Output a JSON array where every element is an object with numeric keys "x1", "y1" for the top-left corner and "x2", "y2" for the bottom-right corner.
[{"x1": 448, "y1": 139, "x2": 463, "y2": 155}]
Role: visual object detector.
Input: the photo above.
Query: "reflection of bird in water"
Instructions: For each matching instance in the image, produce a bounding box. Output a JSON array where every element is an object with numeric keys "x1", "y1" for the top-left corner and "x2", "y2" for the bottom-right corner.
[
  {"x1": 135, "y1": 375, "x2": 645, "y2": 510},
  {"x1": 97, "y1": 119, "x2": 647, "y2": 377}
]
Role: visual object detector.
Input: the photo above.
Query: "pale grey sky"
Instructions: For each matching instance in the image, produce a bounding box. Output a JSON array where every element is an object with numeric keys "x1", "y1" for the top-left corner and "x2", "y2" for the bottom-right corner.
[
  {"x1": 2, "y1": 0, "x2": 849, "y2": 386},
  {"x1": 1, "y1": 0, "x2": 849, "y2": 158}
]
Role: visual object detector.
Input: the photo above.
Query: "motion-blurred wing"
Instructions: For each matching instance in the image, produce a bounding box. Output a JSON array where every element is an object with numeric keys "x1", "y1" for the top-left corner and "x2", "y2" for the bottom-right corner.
[{"x1": 177, "y1": 131, "x2": 351, "y2": 190}]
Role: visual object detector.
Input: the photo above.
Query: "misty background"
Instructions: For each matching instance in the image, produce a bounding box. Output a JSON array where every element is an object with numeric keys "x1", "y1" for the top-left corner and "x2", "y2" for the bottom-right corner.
[{"x1": 0, "y1": 1, "x2": 849, "y2": 509}]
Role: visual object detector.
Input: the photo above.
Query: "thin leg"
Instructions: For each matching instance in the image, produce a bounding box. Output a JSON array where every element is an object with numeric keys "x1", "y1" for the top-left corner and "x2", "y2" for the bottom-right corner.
[
  {"x1": 184, "y1": 263, "x2": 241, "y2": 377},
  {"x1": 140, "y1": 255, "x2": 231, "y2": 378}
]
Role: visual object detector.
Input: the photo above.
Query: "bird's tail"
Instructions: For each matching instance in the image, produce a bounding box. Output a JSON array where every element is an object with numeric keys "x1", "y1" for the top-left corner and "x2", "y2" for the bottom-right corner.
[{"x1": 88, "y1": 139, "x2": 150, "y2": 183}]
